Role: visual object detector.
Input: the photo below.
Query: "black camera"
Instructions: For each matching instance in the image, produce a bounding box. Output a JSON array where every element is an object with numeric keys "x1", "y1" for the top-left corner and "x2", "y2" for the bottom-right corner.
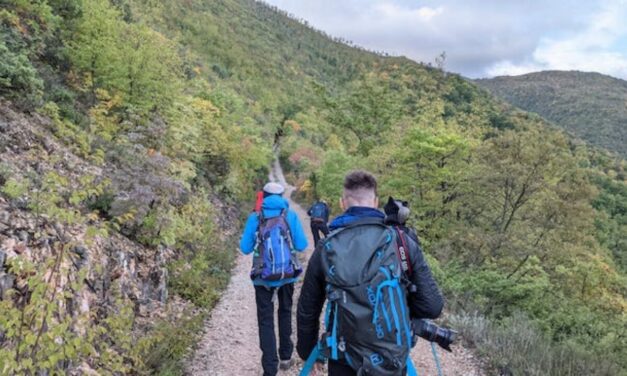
[{"x1": 413, "y1": 319, "x2": 457, "y2": 352}]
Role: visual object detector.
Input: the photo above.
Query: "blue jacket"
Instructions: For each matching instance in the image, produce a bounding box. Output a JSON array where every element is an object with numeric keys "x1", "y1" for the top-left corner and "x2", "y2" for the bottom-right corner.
[
  {"x1": 328, "y1": 206, "x2": 385, "y2": 231},
  {"x1": 240, "y1": 194, "x2": 309, "y2": 287}
]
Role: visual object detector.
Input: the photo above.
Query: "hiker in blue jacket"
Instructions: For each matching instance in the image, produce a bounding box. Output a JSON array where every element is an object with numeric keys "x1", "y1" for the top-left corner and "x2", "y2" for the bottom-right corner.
[{"x1": 240, "y1": 182, "x2": 309, "y2": 376}]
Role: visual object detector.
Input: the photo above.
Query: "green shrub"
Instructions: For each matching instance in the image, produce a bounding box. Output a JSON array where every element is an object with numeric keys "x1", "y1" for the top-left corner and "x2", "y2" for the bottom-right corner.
[
  {"x1": 1, "y1": 176, "x2": 30, "y2": 199},
  {"x1": 44, "y1": 84, "x2": 88, "y2": 127},
  {"x1": 168, "y1": 248, "x2": 233, "y2": 309},
  {"x1": 0, "y1": 163, "x2": 10, "y2": 186},
  {"x1": 39, "y1": 102, "x2": 91, "y2": 157},
  {"x1": 0, "y1": 247, "x2": 136, "y2": 374},
  {"x1": 448, "y1": 311, "x2": 623, "y2": 376},
  {"x1": 0, "y1": 39, "x2": 43, "y2": 106},
  {"x1": 138, "y1": 312, "x2": 205, "y2": 376}
]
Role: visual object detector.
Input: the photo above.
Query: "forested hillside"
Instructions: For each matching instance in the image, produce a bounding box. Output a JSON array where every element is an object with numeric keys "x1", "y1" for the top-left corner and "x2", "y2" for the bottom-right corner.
[
  {"x1": 0, "y1": 0, "x2": 625, "y2": 375},
  {"x1": 476, "y1": 71, "x2": 627, "y2": 157}
]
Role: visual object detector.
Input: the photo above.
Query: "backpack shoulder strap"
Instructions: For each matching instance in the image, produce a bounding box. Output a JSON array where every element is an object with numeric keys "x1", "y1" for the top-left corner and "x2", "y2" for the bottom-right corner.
[
  {"x1": 278, "y1": 209, "x2": 294, "y2": 247},
  {"x1": 393, "y1": 226, "x2": 413, "y2": 276},
  {"x1": 255, "y1": 211, "x2": 265, "y2": 246}
]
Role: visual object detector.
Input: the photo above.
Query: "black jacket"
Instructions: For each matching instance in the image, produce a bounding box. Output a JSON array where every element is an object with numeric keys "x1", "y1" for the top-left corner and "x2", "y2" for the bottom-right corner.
[{"x1": 296, "y1": 218, "x2": 445, "y2": 360}]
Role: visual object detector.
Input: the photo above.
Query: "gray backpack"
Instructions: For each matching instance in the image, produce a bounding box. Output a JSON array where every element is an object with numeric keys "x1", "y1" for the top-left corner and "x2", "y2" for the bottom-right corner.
[{"x1": 318, "y1": 218, "x2": 415, "y2": 375}]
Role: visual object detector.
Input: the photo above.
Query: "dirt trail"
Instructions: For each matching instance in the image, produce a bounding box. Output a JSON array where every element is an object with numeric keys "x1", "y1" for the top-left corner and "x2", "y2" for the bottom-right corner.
[{"x1": 186, "y1": 160, "x2": 484, "y2": 375}]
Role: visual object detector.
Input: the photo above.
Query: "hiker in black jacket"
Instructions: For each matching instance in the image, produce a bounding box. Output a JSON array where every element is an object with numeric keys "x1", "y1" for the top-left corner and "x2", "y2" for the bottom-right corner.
[
  {"x1": 296, "y1": 170, "x2": 444, "y2": 376},
  {"x1": 307, "y1": 199, "x2": 330, "y2": 247}
]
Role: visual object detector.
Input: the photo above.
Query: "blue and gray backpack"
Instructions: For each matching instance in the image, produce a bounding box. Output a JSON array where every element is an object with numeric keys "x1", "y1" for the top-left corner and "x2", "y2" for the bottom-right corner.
[
  {"x1": 302, "y1": 218, "x2": 417, "y2": 376},
  {"x1": 251, "y1": 210, "x2": 302, "y2": 281}
]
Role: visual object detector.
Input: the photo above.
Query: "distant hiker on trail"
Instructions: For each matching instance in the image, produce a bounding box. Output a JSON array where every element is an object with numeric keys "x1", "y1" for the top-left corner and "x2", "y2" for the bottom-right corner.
[
  {"x1": 307, "y1": 199, "x2": 330, "y2": 247},
  {"x1": 296, "y1": 170, "x2": 444, "y2": 376},
  {"x1": 240, "y1": 182, "x2": 309, "y2": 376}
]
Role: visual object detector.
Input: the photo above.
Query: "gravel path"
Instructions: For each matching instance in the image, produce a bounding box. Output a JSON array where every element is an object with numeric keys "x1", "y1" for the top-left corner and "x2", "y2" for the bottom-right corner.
[{"x1": 186, "y1": 160, "x2": 485, "y2": 376}]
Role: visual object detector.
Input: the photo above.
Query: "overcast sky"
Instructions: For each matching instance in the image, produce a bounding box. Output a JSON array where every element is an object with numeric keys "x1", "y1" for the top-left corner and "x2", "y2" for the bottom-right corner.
[{"x1": 264, "y1": 0, "x2": 627, "y2": 79}]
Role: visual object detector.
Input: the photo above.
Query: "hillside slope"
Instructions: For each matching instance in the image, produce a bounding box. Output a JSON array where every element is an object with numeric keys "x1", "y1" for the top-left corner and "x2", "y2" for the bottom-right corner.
[
  {"x1": 476, "y1": 71, "x2": 627, "y2": 157},
  {"x1": 0, "y1": 0, "x2": 625, "y2": 375}
]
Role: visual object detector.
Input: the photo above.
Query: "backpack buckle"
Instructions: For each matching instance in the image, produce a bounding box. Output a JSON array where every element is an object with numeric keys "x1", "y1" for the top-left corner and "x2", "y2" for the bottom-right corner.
[
  {"x1": 338, "y1": 337, "x2": 346, "y2": 352},
  {"x1": 328, "y1": 290, "x2": 341, "y2": 301},
  {"x1": 319, "y1": 333, "x2": 332, "y2": 358}
]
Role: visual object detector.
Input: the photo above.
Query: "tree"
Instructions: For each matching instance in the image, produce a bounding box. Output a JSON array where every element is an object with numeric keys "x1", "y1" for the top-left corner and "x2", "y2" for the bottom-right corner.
[
  {"x1": 326, "y1": 74, "x2": 402, "y2": 155},
  {"x1": 0, "y1": 40, "x2": 43, "y2": 105},
  {"x1": 120, "y1": 24, "x2": 183, "y2": 111},
  {"x1": 369, "y1": 118, "x2": 470, "y2": 242},
  {"x1": 68, "y1": 0, "x2": 126, "y2": 103}
]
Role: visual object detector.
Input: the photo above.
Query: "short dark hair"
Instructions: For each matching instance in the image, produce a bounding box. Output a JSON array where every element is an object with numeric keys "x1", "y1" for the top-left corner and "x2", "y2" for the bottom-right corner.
[{"x1": 344, "y1": 170, "x2": 377, "y2": 193}]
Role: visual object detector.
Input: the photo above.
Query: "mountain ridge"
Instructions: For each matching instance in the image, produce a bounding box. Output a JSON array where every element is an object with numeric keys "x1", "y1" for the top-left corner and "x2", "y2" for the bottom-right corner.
[{"x1": 476, "y1": 70, "x2": 627, "y2": 157}]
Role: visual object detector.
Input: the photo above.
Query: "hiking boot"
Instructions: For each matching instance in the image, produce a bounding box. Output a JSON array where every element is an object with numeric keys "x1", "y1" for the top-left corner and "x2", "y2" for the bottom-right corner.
[{"x1": 279, "y1": 358, "x2": 294, "y2": 370}]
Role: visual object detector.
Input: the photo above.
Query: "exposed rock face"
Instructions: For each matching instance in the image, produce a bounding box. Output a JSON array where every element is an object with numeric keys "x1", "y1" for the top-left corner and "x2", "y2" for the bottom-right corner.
[
  {"x1": 0, "y1": 96, "x2": 246, "y2": 373},
  {"x1": 0, "y1": 195, "x2": 171, "y2": 314},
  {"x1": 0, "y1": 102, "x2": 184, "y2": 367}
]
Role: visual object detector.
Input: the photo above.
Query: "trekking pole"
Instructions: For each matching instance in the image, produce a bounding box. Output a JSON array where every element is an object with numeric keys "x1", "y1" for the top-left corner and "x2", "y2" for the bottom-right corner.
[
  {"x1": 299, "y1": 346, "x2": 321, "y2": 376},
  {"x1": 407, "y1": 358, "x2": 420, "y2": 376},
  {"x1": 430, "y1": 341, "x2": 443, "y2": 376}
]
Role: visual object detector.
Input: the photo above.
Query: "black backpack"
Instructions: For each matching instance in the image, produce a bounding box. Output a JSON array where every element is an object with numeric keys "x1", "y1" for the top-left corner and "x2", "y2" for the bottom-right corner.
[{"x1": 318, "y1": 218, "x2": 415, "y2": 375}]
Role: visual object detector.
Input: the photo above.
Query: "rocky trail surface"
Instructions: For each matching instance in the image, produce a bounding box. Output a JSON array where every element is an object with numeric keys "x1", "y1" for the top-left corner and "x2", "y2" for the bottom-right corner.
[{"x1": 186, "y1": 160, "x2": 485, "y2": 376}]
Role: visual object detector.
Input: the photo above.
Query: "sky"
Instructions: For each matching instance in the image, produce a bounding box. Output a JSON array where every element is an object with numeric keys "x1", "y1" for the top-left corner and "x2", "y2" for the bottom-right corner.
[{"x1": 264, "y1": 0, "x2": 627, "y2": 79}]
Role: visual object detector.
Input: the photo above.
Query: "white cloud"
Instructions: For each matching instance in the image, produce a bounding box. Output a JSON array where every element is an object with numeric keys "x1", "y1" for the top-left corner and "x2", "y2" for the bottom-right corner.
[
  {"x1": 374, "y1": 3, "x2": 444, "y2": 22},
  {"x1": 487, "y1": 60, "x2": 543, "y2": 77},
  {"x1": 264, "y1": 0, "x2": 626, "y2": 79},
  {"x1": 487, "y1": 0, "x2": 627, "y2": 78}
]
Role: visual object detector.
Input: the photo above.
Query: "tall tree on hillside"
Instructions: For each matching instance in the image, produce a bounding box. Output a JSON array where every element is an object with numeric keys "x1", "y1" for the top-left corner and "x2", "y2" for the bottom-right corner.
[
  {"x1": 369, "y1": 117, "x2": 471, "y2": 242},
  {"x1": 68, "y1": 0, "x2": 125, "y2": 104},
  {"x1": 121, "y1": 24, "x2": 182, "y2": 111},
  {"x1": 326, "y1": 74, "x2": 402, "y2": 155}
]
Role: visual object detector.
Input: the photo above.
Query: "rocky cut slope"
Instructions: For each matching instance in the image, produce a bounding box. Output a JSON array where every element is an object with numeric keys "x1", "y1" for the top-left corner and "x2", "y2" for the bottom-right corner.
[
  {"x1": 0, "y1": 101, "x2": 168, "y2": 306},
  {"x1": 0, "y1": 100, "x2": 239, "y2": 374}
]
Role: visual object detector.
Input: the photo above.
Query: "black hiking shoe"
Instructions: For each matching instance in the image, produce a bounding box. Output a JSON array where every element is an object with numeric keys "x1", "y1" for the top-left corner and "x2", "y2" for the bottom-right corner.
[{"x1": 279, "y1": 358, "x2": 293, "y2": 370}]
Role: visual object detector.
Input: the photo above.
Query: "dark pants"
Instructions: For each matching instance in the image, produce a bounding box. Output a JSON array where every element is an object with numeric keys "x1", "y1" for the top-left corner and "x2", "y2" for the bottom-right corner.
[
  {"x1": 255, "y1": 283, "x2": 295, "y2": 376},
  {"x1": 310, "y1": 220, "x2": 329, "y2": 247}
]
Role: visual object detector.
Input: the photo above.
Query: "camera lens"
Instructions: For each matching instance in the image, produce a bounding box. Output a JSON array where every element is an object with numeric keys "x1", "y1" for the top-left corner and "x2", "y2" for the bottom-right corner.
[{"x1": 414, "y1": 319, "x2": 457, "y2": 352}]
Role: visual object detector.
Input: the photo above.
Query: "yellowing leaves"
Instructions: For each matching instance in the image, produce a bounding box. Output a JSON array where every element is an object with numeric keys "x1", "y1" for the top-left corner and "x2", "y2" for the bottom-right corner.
[
  {"x1": 284, "y1": 119, "x2": 301, "y2": 132},
  {"x1": 191, "y1": 97, "x2": 220, "y2": 117}
]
